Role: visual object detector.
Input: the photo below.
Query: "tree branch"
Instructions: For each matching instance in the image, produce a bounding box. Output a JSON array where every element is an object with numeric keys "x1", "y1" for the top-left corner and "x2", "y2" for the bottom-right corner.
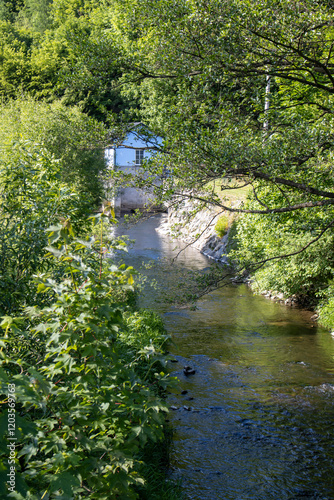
[
  {"x1": 232, "y1": 168, "x2": 334, "y2": 199},
  {"x1": 250, "y1": 219, "x2": 334, "y2": 271}
]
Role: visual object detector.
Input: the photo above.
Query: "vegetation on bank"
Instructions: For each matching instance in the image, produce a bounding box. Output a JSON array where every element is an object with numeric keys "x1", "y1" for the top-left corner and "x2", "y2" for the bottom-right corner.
[
  {"x1": 227, "y1": 187, "x2": 334, "y2": 325},
  {"x1": 0, "y1": 98, "x2": 109, "y2": 208},
  {"x1": 0, "y1": 140, "x2": 179, "y2": 498}
]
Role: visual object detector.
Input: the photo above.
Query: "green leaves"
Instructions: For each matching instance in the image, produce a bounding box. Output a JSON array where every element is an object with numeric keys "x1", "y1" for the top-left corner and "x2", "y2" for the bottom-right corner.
[
  {"x1": 0, "y1": 140, "x2": 84, "y2": 315},
  {"x1": 46, "y1": 220, "x2": 75, "y2": 246},
  {"x1": 0, "y1": 214, "x2": 172, "y2": 498},
  {"x1": 49, "y1": 472, "x2": 81, "y2": 497}
]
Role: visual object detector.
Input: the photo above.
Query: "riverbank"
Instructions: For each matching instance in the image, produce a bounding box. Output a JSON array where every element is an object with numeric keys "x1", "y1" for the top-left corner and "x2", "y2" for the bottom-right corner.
[
  {"x1": 0, "y1": 219, "x2": 182, "y2": 499},
  {"x1": 156, "y1": 201, "x2": 320, "y2": 315},
  {"x1": 156, "y1": 199, "x2": 230, "y2": 263},
  {"x1": 120, "y1": 308, "x2": 183, "y2": 500}
]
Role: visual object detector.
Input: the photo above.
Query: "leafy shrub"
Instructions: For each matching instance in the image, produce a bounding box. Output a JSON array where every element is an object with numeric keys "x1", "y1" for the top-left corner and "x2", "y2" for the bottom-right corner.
[
  {"x1": 0, "y1": 140, "x2": 85, "y2": 315},
  {"x1": 229, "y1": 185, "x2": 334, "y2": 309},
  {"x1": 318, "y1": 296, "x2": 334, "y2": 330},
  {"x1": 214, "y1": 214, "x2": 229, "y2": 238},
  {"x1": 0, "y1": 98, "x2": 109, "y2": 207},
  {"x1": 316, "y1": 284, "x2": 334, "y2": 330},
  {"x1": 0, "y1": 213, "x2": 173, "y2": 499}
]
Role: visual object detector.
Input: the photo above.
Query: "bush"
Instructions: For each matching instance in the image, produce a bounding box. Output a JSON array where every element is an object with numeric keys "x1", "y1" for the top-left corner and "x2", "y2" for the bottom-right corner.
[
  {"x1": 214, "y1": 214, "x2": 229, "y2": 238},
  {"x1": 229, "y1": 185, "x2": 334, "y2": 309},
  {"x1": 0, "y1": 213, "x2": 174, "y2": 499},
  {"x1": 0, "y1": 97, "x2": 109, "y2": 207},
  {"x1": 318, "y1": 297, "x2": 334, "y2": 329},
  {"x1": 0, "y1": 140, "x2": 85, "y2": 315}
]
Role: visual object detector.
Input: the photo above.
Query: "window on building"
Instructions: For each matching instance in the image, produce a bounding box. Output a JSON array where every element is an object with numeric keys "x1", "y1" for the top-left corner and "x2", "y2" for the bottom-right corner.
[{"x1": 135, "y1": 149, "x2": 144, "y2": 165}]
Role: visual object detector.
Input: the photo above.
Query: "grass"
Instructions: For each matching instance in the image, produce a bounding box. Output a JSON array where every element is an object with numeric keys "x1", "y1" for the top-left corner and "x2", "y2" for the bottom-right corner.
[
  {"x1": 209, "y1": 178, "x2": 251, "y2": 206},
  {"x1": 205, "y1": 179, "x2": 251, "y2": 237},
  {"x1": 214, "y1": 214, "x2": 229, "y2": 237}
]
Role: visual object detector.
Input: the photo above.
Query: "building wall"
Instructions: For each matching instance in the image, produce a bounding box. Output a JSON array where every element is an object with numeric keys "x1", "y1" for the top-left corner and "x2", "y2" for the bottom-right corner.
[
  {"x1": 105, "y1": 130, "x2": 162, "y2": 213},
  {"x1": 114, "y1": 131, "x2": 156, "y2": 167}
]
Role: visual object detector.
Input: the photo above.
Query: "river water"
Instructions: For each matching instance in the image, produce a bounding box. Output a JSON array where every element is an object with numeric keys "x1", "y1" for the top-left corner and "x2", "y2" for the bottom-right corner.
[{"x1": 116, "y1": 214, "x2": 334, "y2": 500}]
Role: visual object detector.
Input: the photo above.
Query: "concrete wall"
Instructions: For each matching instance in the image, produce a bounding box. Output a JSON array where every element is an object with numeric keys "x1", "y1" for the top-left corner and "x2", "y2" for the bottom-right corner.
[{"x1": 156, "y1": 198, "x2": 230, "y2": 264}]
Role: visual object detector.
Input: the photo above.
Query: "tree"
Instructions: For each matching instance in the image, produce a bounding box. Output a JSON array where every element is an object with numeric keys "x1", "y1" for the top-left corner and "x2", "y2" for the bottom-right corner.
[
  {"x1": 0, "y1": 0, "x2": 24, "y2": 23},
  {"x1": 0, "y1": 0, "x2": 136, "y2": 120},
  {"x1": 107, "y1": 0, "x2": 331, "y2": 220},
  {"x1": 116, "y1": 0, "x2": 334, "y2": 212},
  {"x1": 17, "y1": 0, "x2": 52, "y2": 33},
  {"x1": 96, "y1": 0, "x2": 334, "y2": 315},
  {"x1": 0, "y1": 97, "x2": 109, "y2": 208}
]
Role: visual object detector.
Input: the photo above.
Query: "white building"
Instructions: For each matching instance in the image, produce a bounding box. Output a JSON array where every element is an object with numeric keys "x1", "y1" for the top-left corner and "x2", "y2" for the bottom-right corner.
[{"x1": 105, "y1": 125, "x2": 162, "y2": 213}]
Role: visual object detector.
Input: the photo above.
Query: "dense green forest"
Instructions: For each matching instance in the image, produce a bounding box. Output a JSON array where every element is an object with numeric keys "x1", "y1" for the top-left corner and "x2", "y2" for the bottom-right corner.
[{"x1": 1, "y1": 0, "x2": 334, "y2": 497}]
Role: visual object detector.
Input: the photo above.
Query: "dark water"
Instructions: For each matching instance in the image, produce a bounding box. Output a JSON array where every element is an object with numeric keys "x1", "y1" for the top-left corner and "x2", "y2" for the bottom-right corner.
[{"x1": 116, "y1": 215, "x2": 334, "y2": 500}]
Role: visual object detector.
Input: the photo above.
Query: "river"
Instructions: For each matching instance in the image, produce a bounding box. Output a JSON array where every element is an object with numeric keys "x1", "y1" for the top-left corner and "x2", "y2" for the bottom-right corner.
[{"x1": 116, "y1": 214, "x2": 334, "y2": 500}]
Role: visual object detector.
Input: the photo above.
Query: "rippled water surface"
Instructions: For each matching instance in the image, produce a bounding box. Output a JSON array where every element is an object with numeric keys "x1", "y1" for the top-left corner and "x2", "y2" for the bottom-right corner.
[{"x1": 116, "y1": 215, "x2": 334, "y2": 500}]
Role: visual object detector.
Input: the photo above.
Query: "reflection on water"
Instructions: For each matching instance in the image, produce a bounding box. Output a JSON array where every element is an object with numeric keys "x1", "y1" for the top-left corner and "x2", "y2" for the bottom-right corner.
[{"x1": 116, "y1": 215, "x2": 334, "y2": 500}]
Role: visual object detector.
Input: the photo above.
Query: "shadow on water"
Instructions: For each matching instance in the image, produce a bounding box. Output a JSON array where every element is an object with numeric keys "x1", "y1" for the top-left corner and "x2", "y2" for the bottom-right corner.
[{"x1": 115, "y1": 214, "x2": 334, "y2": 500}]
